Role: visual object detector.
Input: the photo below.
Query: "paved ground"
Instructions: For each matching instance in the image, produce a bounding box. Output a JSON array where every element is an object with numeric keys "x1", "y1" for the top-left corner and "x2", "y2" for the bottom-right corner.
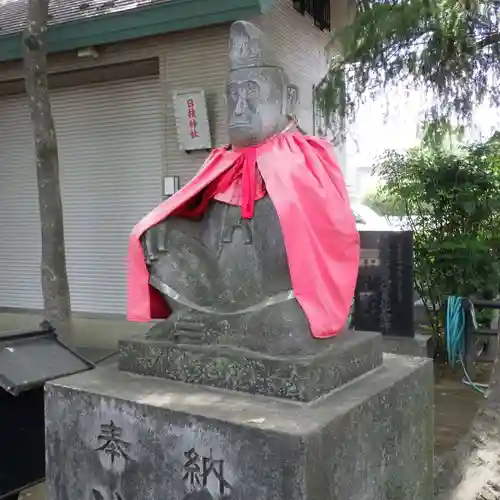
[{"x1": 434, "y1": 361, "x2": 487, "y2": 456}]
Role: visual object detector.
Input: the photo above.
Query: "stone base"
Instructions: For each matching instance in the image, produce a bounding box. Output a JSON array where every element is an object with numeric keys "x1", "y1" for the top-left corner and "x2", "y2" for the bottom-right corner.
[
  {"x1": 382, "y1": 334, "x2": 434, "y2": 358},
  {"x1": 118, "y1": 329, "x2": 382, "y2": 402},
  {"x1": 45, "y1": 355, "x2": 434, "y2": 500}
]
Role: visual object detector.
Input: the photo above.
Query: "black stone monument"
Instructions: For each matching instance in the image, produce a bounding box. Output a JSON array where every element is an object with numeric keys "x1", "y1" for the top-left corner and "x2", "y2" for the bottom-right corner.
[{"x1": 353, "y1": 231, "x2": 414, "y2": 337}]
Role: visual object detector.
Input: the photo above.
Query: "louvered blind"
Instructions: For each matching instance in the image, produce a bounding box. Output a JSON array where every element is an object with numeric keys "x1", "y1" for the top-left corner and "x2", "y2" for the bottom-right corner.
[
  {"x1": 0, "y1": 76, "x2": 163, "y2": 314},
  {"x1": 0, "y1": 97, "x2": 43, "y2": 309},
  {"x1": 53, "y1": 77, "x2": 163, "y2": 314}
]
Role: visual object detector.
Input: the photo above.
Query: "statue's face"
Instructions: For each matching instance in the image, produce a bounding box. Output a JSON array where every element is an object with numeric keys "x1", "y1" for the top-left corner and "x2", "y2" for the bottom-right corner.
[{"x1": 227, "y1": 67, "x2": 288, "y2": 148}]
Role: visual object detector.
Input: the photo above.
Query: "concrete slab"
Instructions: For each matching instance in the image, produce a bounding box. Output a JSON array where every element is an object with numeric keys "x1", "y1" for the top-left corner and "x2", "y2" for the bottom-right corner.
[
  {"x1": 18, "y1": 360, "x2": 485, "y2": 500},
  {"x1": 45, "y1": 354, "x2": 434, "y2": 500},
  {"x1": 382, "y1": 333, "x2": 434, "y2": 358},
  {"x1": 19, "y1": 483, "x2": 45, "y2": 500}
]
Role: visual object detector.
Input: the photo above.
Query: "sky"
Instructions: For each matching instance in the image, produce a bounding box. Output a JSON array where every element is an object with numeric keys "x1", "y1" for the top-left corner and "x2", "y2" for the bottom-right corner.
[{"x1": 346, "y1": 86, "x2": 500, "y2": 195}]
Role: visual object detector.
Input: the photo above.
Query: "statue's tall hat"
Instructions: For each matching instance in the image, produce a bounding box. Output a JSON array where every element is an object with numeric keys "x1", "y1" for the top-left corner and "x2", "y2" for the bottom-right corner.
[{"x1": 228, "y1": 21, "x2": 279, "y2": 71}]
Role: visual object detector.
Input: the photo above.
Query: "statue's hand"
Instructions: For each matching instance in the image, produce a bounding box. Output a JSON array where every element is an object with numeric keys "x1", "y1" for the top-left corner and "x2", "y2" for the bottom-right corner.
[
  {"x1": 146, "y1": 310, "x2": 205, "y2": 344},
  {"x1": 172, "y1": 314, "x2": 206, "y2": 345}
]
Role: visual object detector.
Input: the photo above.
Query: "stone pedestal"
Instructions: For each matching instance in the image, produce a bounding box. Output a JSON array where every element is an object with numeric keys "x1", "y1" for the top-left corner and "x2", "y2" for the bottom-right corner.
[
  {"x1": 118, "y1": 330, "x2": 382, "y2": 401},
  {"x1": 45, "y1": 330, "x2": 434, "y2": 500}
]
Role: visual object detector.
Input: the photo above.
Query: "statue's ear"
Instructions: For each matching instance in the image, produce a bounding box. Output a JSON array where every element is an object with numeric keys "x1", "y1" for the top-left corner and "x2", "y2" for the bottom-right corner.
[{"x1": 287, "y1": 84, "x2": 299, "y2": 115}]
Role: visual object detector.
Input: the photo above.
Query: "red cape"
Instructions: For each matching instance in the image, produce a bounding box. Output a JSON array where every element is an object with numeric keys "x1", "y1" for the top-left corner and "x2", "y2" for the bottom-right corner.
[{"x1": 127, "y1": 132, "x2": 360, "y2": 339}]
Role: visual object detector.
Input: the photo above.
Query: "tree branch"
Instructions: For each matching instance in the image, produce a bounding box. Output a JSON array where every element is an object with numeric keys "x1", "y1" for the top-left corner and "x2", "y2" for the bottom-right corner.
[
  {"x1": 477, "y1": 31, "x2": 500, "y2": 49},
  {"x1": 318, "y1": 0, "x2": 500, "y2": 125}
]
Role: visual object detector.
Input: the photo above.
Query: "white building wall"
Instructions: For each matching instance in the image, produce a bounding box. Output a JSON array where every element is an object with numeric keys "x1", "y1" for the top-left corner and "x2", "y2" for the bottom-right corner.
[
  {"x1": 0, "y1": 0, "x2": 348, "y2": 186},
  {"x1": 257, "y1": 0, "x2": 348, "y2": 172},
  {"x1": 160, "y1": 0, "x2": 344, "y2": 184},
  {"x1": 257, "y1": 0, "x2": 331, "y2": 135},
  {"x1": 0, "y1": 24, "x2": 232, "y2": 188}
]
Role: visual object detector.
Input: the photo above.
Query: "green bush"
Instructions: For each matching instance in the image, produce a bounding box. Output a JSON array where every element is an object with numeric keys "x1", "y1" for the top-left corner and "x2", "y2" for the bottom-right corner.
[
  {"x1": 363, "y1": 188, "x2": 407, "y2": 217},
  {"x1": 376, "y1": 133, "x2": 500, "y2": 347}
]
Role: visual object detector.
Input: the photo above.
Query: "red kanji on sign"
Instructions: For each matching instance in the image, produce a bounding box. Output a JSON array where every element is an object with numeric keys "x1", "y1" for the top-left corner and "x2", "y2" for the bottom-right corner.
[
  {"x1": 187, "y1": 99, "x2": 196, "y2": 119},
  {"x1": 187, "y1": 99, "x2": 200, "y2": 139}
]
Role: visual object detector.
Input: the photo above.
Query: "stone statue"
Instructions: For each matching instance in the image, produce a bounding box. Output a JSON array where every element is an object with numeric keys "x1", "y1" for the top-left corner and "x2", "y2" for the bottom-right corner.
[
  {"x1": 225, "y1": 21, "x2": 297, "y2": 148},
  {"x1": 126, "y1": 21, "x2": 359, "y2": 358}
]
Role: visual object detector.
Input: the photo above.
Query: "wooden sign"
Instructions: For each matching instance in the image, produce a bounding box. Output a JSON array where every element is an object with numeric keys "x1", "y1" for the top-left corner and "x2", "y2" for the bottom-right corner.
[{"x1": 172, "y1": 89, "x2": 212, "y2": 152}]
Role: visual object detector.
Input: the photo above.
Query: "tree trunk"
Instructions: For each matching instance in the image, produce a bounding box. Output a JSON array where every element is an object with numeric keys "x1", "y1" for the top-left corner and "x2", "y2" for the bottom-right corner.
[
  {"x1": 435, "y1": 335, "x2": 500, "y2": 499},
  {"x1": 23, "y1": 0, "x2": 72, "y2": 343}
]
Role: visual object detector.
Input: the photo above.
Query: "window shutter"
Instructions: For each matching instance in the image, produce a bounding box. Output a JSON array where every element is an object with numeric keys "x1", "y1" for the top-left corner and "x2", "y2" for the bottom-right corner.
[{"x1": 292, "y1": 0, "x2": 331, "y2": 31}]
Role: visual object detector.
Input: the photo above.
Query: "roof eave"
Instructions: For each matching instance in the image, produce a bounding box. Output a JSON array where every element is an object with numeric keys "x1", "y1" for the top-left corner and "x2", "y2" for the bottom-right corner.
[{"x1": 0, "y1": 0, "x2": 270, "y2": 62}]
